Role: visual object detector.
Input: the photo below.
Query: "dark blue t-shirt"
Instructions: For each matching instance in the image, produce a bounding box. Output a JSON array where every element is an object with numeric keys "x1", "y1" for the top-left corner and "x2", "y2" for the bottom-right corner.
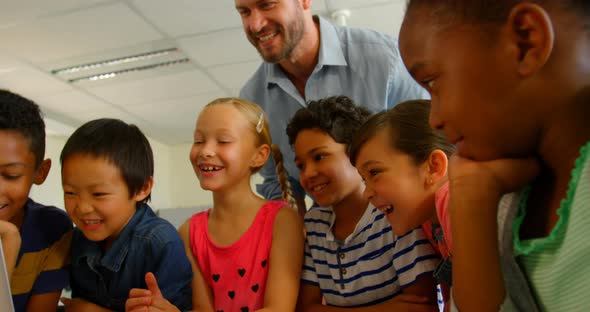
[{"x1": 12, "y1": 199, "x2": 73, "y2": 312}]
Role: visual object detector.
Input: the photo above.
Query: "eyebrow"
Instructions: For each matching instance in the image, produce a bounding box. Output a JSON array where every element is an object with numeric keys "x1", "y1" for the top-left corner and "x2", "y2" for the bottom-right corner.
[
  {"x1": 0, "y1": 163, "x2": 26, "y2": 169},
  {"x1": 294, "y1": 146, "x2": 329, "y2": 162},
  {"x1": 360, "y1": 159, "x2": 382, "y2": 170}
]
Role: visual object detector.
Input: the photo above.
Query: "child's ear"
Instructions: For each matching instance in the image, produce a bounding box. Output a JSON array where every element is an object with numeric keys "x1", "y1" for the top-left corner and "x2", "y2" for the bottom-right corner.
[
  {"x1": 33, "y1": 159, "x2": 51, "y2": 185},
  {"x1": 134, "y1": 176, "x2": 154, "y2": 202},
  {"x1": 251, "y1": 144, "x2": 271, "y2": 168},
  {"x1": 506, "y1": 3, "x2": 554, "y2": 77},
  {"x1": 425, "y1": 150, "x2": 448, "y2": 186}
]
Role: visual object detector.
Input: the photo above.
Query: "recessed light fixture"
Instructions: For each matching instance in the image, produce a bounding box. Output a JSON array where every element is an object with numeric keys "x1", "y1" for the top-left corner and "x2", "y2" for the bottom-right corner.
[
  {"x1": 67, "y1": 58, "x2": 190, "y2": 83},
  {"x1": 51, "y1": 48, "x2": 181, "y2": 75}
]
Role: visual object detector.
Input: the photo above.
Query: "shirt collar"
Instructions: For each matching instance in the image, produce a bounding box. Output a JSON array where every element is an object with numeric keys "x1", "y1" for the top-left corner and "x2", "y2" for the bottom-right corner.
[
  {"x1": 76, "y1": 204, "x2": 152, "y2": 272},
  {"x1": 266, "y1": 15, "x2": 347, "y2": 84},
  {"x1": 325, "y1": 203, "x2": 375, "y2": 244}
]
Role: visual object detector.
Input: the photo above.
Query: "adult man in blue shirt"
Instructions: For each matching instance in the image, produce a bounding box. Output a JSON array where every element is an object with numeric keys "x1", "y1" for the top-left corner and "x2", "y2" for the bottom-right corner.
[{"x1": 236, "y1": 0, "x2": 428, "y2": 214}]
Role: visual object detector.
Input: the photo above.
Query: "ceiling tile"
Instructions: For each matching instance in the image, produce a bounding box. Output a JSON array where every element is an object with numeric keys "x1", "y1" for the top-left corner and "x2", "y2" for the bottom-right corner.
[
  {"x1": 131, "y1": 0, "x2": 242, "y2": 37},
  {"x1": 0, "y1": 3, "x2": 163, "y2": 63},
  {"x1": 37, "y1": 90, "x2": 112, "y2": 115},
  {"x1": 86, "y1": 69, "x2": 220, "y2": 106},
  {"x1": 0, "y1": 65, "x2": 71, "y2": 98},
  {"x1": 178, "y1": 28, "x2": 259, "y2": 67},
  {"x1": 0, "y1": 0, "x2": 110, "y2": 29},
  {"x1": 208, "y1": 60, "x2": 261, "y2": 90}
]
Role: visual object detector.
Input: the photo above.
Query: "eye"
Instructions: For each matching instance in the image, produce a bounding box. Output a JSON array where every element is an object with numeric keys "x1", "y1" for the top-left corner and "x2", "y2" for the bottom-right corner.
[
  {"x1": 368, "y1": 169, "x2": 381, "y2": 177},
  {"x1": 64, "y1": 191, "x2": 76, "y2": 196},
  {"x1": 313, "y1": 154, "x2": 326, "y2": 162},
  {"x1": 259, "y1": 1, "x2": 277, "y2": 10},
  {"x1": 422, "y1": 78, "x2": 436, "y2": 91},
  {"x1": 2, "y1": 174, "x2": 21, "y2": 181},
  {"x1": 296, "y1": 162, "x2": 304, "y2": 170},
  {"x1": 93, "y1": 192, "x2": 108, "y2": 197},
  {"x1": 237, "y1": 8, "x2": 250, "y2": 17}
]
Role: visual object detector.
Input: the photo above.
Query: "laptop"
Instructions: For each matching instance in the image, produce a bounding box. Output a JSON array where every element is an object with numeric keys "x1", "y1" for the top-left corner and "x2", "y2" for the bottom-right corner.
[{"x1": 0, "y1": 237, "x2": 15, "y2": 312}]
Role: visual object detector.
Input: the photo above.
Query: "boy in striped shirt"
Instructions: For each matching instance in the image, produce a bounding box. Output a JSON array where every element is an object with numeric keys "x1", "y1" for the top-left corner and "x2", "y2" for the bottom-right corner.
[{"x1": 286, "y1": 96, "x2": 439, "y2": 310}]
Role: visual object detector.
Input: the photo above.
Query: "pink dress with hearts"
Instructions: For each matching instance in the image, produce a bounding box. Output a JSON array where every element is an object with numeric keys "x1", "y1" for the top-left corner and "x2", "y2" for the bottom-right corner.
[{"x1": 189, "y1": 201, "x2": 285, "y2": 312}]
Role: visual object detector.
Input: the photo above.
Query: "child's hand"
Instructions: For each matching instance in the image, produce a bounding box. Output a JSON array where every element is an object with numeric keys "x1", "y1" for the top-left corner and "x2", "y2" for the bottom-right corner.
[
  {"x1": 0, "y1": 220, "x2": 21, "y2": 279},
  {"x1": 60, "y1": 297, "x2": 112, "y2": 312},
  {"x1": 384, "y1": 294, "x2": 439, "y2": 312},
  {"x1": 449, "y1": 154, "x2": 540, "y2": 201},
  {"x1": 125, "y1": 272, "x2": 180, "y2": 312}
]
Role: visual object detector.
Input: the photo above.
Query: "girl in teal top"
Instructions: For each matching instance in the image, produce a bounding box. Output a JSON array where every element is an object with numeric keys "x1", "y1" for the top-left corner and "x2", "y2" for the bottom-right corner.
[{"x1": 398, "y1": 1, "x2": 590, "y2": 311}]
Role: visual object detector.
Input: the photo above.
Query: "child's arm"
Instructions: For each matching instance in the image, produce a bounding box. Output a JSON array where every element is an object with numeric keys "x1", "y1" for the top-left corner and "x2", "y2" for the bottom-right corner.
[
  {"x1": 179, "y1": 220, "x2": 215, "y2": 312},
  {"x1": 257, "y1": 207, "x2": 304, "y2": 312},
  {"x1": 449, "y1": 155, "x2": 539, "y2": 311},
  {"x1": 296, "y1": 282, "x2": 436, "y2": 312},
  {"x1": 0, "y1": 220, "x2": 21, "y2": 280}
]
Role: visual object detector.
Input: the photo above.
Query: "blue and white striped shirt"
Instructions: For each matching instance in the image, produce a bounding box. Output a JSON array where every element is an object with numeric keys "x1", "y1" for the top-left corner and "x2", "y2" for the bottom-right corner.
[{"x1": 302, "y1": 204, "x2": 438, "y2": 307}]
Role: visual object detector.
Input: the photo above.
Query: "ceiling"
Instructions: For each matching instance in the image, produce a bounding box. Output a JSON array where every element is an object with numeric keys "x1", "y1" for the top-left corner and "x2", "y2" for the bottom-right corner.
[{"x1": 0, "y1": 0, "x2": 407, "y2": 145}]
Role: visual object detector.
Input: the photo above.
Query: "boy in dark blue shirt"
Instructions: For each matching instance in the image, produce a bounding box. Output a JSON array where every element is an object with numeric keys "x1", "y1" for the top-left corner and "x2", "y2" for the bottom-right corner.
[
  {"x1": 0, "y1": 89, "x2": 73, "y2": 312},
  {"x1": 59, "y1": 118, "x2": 192, "y2": 312}
]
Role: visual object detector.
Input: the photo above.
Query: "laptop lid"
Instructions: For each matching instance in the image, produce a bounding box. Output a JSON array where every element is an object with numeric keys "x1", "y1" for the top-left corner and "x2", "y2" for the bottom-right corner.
[{"x1": 0, "y1": 237, "x2": 16, "y2": 312}]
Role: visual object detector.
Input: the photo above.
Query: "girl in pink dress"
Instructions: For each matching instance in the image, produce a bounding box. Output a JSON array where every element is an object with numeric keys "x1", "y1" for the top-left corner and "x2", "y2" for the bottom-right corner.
[{"x1": 126, "y1": 98, "x2": 304, "y2": 312}]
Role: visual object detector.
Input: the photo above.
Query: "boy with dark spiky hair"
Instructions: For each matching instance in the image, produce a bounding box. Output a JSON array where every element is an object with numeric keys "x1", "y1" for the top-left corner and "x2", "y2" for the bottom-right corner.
[
  {"x1": 59, "y1": 118, "x2": 192, "y2": 312},
  {"x1": 0, "y1": 89, "x2": 73, "y2": 312}
]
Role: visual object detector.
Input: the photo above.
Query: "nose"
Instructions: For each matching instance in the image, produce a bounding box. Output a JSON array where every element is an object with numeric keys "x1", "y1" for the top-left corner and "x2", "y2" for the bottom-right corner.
[
  {"x1": 199, "y1": 141, "x2": 216, "y2": 158},
  {"x1": 246, "y1": 9, "x2": 268, "y2": 34},
  {"x1": 363, "y1": 184, "x2": 374, "y2": 201},
  {"x1": 299, "y1": 163, "x2": 317, "y2": 185},
  {"x1": 74, "y1": 197, "x2": 94, "y2": 215},
  {"x1": 428, "y1": 98, "x2": 444, "y2": 130}
]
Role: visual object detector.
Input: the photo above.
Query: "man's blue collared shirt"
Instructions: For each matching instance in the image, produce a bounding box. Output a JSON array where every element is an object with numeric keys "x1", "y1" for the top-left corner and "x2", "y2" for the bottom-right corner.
[
  {"x1": 70, "y1": 204, "x2": 192, "y2": 312},
  {"x1": 240, "y1": 16, "x2": 429, "y2": 200}
]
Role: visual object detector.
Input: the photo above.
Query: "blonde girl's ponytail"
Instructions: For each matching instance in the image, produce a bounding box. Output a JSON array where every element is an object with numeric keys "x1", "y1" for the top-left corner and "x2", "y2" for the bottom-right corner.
[{"x1": 270, "y1": 143, "x2": 297, "y2": 210}]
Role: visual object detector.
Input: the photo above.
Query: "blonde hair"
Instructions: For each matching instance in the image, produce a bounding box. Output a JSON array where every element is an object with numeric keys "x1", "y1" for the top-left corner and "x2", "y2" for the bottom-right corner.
[{"x1": 204, "y1": 97, "x2": 297, "y2": 209}]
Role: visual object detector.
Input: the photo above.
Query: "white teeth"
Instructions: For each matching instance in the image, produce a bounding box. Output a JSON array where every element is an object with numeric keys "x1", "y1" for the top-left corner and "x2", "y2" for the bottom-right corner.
[
  {"x1": 200, "y1": 165, "x2": 222, "y2": 172},
  {"x1": 259, "y1": 33, "x2": 276, "y2": 41},
  {"x1": 312, "y1": 184, "x2": 327, "y2": 192},
  {"x1": 84, "y1": 220, "x2": 101, "y2": 225}
]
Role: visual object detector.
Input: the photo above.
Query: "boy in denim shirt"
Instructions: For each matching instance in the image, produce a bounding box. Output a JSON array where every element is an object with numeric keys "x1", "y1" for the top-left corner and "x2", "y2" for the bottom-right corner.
[{"x1": 59, "y1": 118, "x2": 192, "y2": 312}]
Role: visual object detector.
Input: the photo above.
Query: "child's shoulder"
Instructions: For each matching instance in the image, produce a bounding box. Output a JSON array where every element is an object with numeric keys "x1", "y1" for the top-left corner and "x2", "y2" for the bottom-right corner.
[
  {"x1": 23, "y1": 199, "x2": 72, "y2": 242},
  {"x1": 303, "y1": 205, "x2": 333, "y2": 220},
  {"x1": 128, "y1": 205, "x2": 182, "y2": 246}
]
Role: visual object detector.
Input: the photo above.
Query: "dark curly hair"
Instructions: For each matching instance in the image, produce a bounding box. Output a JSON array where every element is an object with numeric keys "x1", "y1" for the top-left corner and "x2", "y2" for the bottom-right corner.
[
  {"x1": 286, "y1": 96, "x2": 373, "y2": 151},
  {"x1": 60, "y1": 118, "x2": 154, "y2": 204},
  {"x1": 349, "y1": 100, "x2": 456, "y2": 167},
  {"x1": 0, "y1": 89, "x2": 46, "y2": 169}
]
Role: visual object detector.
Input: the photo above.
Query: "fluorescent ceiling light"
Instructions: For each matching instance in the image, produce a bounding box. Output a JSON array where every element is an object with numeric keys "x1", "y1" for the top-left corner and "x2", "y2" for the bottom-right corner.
[
  {"x1": 51, "y1": 48, "x2": 180, "y2": 75},
  {"x1": 67, "y1": 58, "x2": 190, "y2": 83}
]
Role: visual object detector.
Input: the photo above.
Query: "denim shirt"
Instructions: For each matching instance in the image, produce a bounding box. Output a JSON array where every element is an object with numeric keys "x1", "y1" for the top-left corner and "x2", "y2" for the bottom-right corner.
[
  {"x1": 240, "y1": 15, "x2": 429, "y2": 200},
  {"x1": 70, "y1": 204, "x2": 192, "y2": 312}
]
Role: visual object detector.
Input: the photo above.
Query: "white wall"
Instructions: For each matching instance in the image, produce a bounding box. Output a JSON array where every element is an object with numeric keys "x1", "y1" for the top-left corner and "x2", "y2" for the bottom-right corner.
[{"x1": 168, "y1": 143, "x2": 212, "y2": 209}]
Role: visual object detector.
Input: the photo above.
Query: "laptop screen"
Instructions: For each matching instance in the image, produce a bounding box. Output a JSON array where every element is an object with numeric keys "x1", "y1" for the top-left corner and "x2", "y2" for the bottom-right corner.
[{"x1": 0, "y1": 237, "x2": 16, "y2": 312}]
